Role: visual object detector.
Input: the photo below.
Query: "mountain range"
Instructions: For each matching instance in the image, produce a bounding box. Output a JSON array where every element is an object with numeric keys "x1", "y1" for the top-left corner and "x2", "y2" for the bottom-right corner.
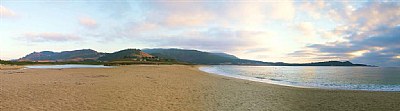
[
  {"x1": 17, "y1": 48, "x2": 372, "y2": 66},
  {"x1": 18, "y1": 49, "x2": 104, "y2": 62}
]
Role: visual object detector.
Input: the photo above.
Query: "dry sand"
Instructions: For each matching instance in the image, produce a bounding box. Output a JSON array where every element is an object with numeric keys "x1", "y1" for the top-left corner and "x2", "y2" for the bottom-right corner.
[{"x1": 1, "y1": 65, "x2": 399, "y2": 111}]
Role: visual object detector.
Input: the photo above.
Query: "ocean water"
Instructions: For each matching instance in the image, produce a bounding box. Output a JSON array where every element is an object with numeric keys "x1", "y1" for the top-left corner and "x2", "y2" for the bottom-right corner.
[
  {"x1": 199, "y1": 65, "x2": 400, "y2": 91},
  {"x1": 25, "y1": 64, "x2": 113, "y2": 69}
]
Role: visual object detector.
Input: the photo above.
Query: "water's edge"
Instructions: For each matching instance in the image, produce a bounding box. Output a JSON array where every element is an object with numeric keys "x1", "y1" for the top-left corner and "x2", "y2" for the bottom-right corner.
[
  {"x1": 198, "y1": 66, "x2": 400, "y2": 92},
  {"x1": 198, "y1": 66, "x2": 316, "y2": 89}
]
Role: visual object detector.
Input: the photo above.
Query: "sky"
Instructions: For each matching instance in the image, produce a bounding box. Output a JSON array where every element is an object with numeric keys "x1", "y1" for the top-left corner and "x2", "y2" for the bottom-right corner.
[{"x1": 0, "y1": 0, "x2": 399, "y2": 66}]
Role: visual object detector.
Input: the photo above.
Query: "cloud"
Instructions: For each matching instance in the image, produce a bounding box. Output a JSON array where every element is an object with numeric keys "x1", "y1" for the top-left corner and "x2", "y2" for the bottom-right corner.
[
  {"x1": 301, "y1": 26, "x2": 400, "y2": 66},
  {"x1": 288, "y1": 50, "x2": 344, "y2": 63},
  {"x1": 295, "y1": 22, "x2": 315, "y2": 37},
  {"x1": 20, "y1": 32, "x2": 81, "y2": 42},
  {"x1": 352, "y1": 51, "x2": 400, "y2": 67},
  {"x1": 79, "y1": 17, "x2": 98, "y2": 29},
  {"x1": 298, "y1": 1, "x2": 326, "y2": 19},
  {"x1": 328, "y1": 2, "x2": 400, "y2": 34},
  {"x1": 140, "y1": 1, "x2": 296, "y2": 29},
  {"x1": 288, "y1": 2, "x2": 400, "y2": 66},
  {"x1": 167, "y1": 29, "x2": 269, "y2": 51},
  {"x1": 122, "y1": 27, "x2": 271, "y2": 52},
  {"x1": 0, "y1": 5, "x2": 17, "y2": 18},
  {"x1": 349, "y1": 2, "x2": 400, "y2": 32},
  {"x1": 111, "y1": 1, "x2": 295, "y2": 51},
  {"x1": 5, "y1": 1, "x2": 395, "y2": 66}
]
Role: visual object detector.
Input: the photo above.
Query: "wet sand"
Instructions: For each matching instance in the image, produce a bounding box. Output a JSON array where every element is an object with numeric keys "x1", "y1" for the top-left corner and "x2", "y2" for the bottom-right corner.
[{"x1": 1, "y1": 65, "x2": 399, "y2": 111}]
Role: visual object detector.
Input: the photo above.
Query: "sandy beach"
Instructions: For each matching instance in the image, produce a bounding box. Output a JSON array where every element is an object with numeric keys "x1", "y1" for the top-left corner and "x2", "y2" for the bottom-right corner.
[{"x1": 1, "y1": 65, "x2": 400, "y2": 111}]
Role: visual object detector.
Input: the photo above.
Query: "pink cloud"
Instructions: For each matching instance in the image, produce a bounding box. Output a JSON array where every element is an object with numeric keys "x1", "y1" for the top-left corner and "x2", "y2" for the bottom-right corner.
[{"x1": 79, "y1": 17, "x2": 98, "y2": 29}]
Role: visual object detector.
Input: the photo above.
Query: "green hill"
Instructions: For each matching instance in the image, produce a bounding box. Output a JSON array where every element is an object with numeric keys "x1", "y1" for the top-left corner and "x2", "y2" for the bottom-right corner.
[
  {"x1": 142, "y1": 48, "x2": 262, "y2": 65},
  {"x1": 97, "y1": 49, "x2": 154, "y2": 62},
  {"x1": 18, "y1": 49, "x2": 103, "y2": 62}
]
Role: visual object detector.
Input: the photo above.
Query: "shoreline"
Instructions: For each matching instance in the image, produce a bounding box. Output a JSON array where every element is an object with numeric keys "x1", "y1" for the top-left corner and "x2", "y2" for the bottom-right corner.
[
  {"x1": 1, "y1": 65, "x2": 400, "y2": 110},
  {"x1": 197, "y1": 65, "x2": 376, "y2": 93},
  {"x1": 198, "y1": 65, "x2": 400, "y2": 92}
]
